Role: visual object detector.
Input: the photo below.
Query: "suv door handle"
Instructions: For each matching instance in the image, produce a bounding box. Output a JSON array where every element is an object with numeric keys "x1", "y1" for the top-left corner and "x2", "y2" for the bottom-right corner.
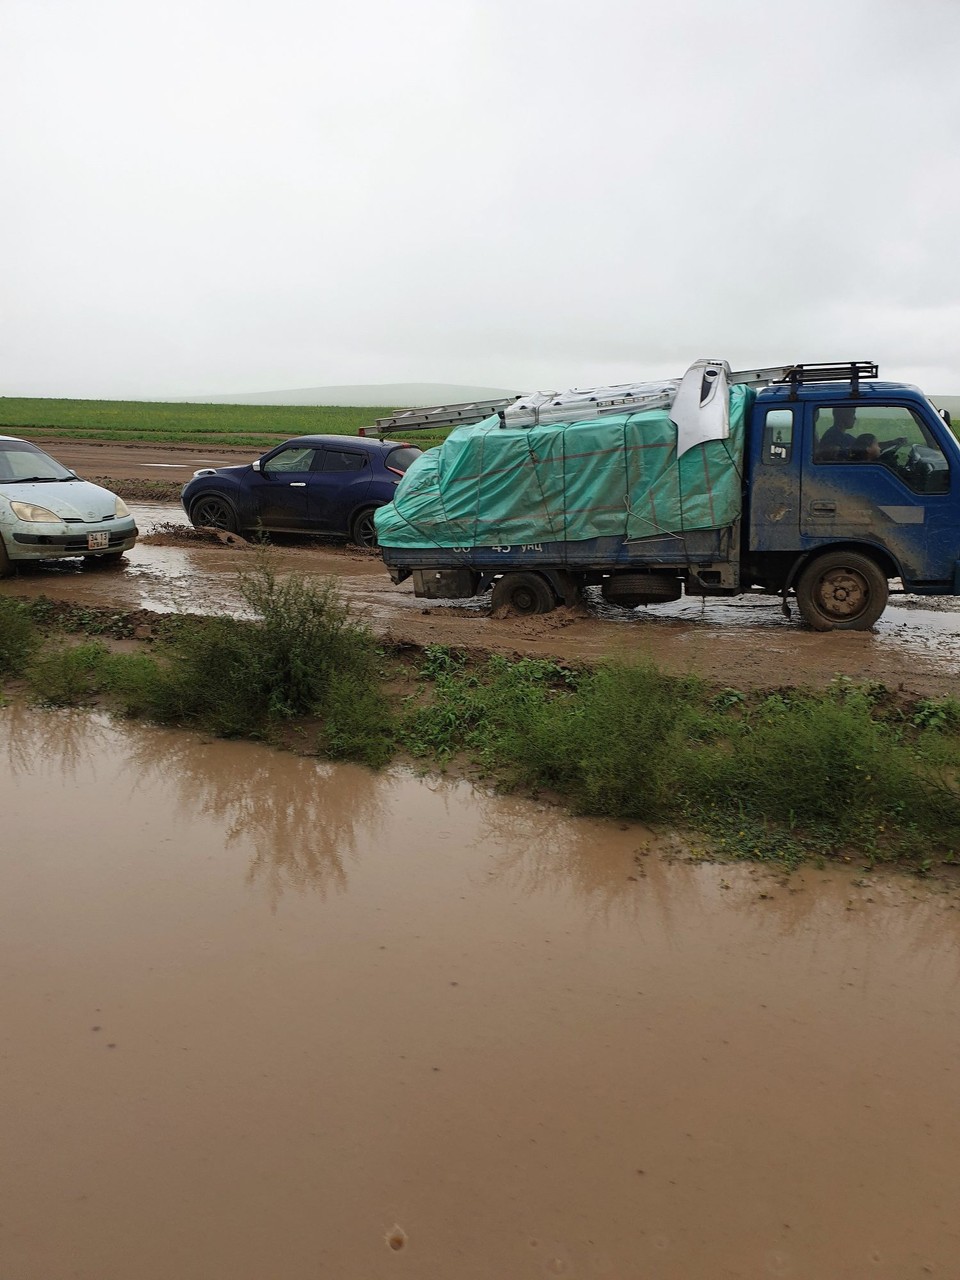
[
  {"x1": 810, "y1": 501, "x2": 836, "y2": 514},
  {"x1": 289, "y1": 482, "x2": 306, "y2": 487}
]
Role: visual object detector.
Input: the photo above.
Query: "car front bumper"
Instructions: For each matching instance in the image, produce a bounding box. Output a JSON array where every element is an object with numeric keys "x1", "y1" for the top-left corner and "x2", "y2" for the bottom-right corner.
[{"x1": 6, "y1": 517, "x2": 139, "y2": 562}]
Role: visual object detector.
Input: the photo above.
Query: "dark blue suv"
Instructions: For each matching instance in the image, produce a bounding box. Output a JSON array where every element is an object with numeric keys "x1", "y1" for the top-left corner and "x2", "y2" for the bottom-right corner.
[{"x1": 181, "y1": 435, "x2": 422, "y2": 547}]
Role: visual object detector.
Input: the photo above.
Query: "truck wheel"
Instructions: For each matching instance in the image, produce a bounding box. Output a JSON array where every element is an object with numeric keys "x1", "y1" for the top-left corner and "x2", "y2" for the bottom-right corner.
[
  {"x1": 189, "y1": 494, "x2": 240, "y2": 533},
  {"x1": 795, "y1": 551, "x2": 889, "y2": 631},
  {"x1": 490, "y1": 572, "x2": 557, "y2": 616}
]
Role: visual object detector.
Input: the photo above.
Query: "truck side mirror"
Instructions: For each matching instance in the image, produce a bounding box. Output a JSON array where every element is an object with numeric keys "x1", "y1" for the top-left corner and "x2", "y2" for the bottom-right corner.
[{"x1": 940, "y1": 408, "x2": 952, "y2": 427}]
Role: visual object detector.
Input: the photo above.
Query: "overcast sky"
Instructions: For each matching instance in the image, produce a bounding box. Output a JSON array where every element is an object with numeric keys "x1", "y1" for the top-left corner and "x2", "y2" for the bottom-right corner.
[{"x1": 2, "y1": 0, "x2": 959, "y2": 399}]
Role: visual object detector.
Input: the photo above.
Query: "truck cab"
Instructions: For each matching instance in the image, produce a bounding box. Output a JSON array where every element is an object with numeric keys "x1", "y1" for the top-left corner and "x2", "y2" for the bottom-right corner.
[{"x1": 746, "y1": 379, "x2": 960, "y2": 628}]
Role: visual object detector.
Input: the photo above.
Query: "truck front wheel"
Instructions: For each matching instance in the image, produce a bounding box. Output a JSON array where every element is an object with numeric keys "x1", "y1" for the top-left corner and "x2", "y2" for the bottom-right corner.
[
  {"x1": 490, "y1": 572, "x2": 557, "y2": 616},
  {"x1": 795, "y1": 551, "x2": 889, "y2": 631}
]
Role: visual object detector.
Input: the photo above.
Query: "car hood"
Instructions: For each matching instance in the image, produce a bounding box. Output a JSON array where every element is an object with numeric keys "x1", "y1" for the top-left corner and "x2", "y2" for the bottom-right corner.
[
  {"x1": 185, "y1": 464, "x2": 249, "y2": 484},
  {"x1": 0, "y1": 479, "x2": 120, "y2": 521}
]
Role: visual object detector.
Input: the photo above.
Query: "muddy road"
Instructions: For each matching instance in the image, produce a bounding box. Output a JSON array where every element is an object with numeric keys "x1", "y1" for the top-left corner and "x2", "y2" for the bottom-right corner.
[
  {"x1": 6, "y1": 501, "x2": 960, "y2": 697},
  {"x1": 3, "y1": 705, "x2": 960, "y2": 1279}
]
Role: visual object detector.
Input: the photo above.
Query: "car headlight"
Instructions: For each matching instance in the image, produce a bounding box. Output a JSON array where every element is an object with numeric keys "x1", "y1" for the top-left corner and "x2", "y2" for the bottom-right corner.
[
  {"x1": 115, "y1": 497, "x2": 130, "y2": 518},
  {"x1": 9, "y1": 500, "x2": 62, "y2": 523}
]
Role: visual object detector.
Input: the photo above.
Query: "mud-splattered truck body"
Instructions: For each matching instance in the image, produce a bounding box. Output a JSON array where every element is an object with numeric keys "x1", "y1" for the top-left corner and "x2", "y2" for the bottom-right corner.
[{"x1": 374, "y1": 361, "x2": 960, "y2": 630}]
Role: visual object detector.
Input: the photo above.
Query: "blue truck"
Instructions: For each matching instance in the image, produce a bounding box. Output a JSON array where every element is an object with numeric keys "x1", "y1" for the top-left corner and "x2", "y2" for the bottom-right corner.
[{"x1": 373, "y1": 361, "x2": 958, "y2": 631}]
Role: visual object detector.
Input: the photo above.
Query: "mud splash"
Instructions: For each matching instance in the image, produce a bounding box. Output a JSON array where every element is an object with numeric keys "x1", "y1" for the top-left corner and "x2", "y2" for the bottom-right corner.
[{"x1": 3, "y1": 705, "x2": 960, "y2": 1278}]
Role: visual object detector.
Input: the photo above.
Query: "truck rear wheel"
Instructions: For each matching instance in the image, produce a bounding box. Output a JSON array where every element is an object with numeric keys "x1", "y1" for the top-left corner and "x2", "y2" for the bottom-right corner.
[
  {"x1": 490, "y1": 572, "x2": 556, "y2": 616},
  {"x1": 795, "y1": 551, "x2": 889, "y2": 631}
]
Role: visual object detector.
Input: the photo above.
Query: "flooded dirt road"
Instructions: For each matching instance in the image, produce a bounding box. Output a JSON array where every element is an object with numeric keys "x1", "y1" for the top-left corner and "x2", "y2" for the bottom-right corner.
[
  {"x1": 2, "y1": 706, "x2": 960, "y2": 1278},
  {"x1": 7, "y1": 503, "x2": 960, "y2": 697}
]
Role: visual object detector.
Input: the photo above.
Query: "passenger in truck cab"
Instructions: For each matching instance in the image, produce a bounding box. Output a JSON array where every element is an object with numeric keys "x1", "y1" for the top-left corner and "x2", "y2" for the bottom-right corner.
[
  {"x1": 816, "y1": 407, "x2": 908, "y2": 462},
  {"x1": 816, "y1": 406, "x2": 860, "y2": 460},
  {"x1": 854, "y1": 432, "x2": 881, "y2": 461}
]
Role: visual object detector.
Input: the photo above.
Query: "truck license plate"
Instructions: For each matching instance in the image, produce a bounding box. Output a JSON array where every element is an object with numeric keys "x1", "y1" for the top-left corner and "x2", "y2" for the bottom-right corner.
[{"x1": 87, "y1": 532, "x2": 109, "y2": 549}]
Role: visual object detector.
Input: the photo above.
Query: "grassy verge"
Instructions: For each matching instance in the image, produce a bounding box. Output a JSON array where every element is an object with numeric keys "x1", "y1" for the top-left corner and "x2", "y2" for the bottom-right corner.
[
  {"x1": 0, "y1": 398, "x2": 452, "y2": 450},
  {"x1": 7, "y1": 583, "x2": 960, "y2": 871}
]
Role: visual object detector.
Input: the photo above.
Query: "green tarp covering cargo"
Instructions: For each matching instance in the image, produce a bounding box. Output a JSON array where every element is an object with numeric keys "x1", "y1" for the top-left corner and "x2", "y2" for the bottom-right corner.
[{"x1": 375, "y1": 383, "x2": 751, "y2": 551}]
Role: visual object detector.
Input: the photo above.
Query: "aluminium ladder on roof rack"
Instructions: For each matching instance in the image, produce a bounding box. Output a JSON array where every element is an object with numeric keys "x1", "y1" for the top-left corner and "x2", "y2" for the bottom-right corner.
[
  {"x1": 358, "y1": 397, "x2": 519, "y2": 437},
  {"x1": 358, "y1": 362, "x2": 879, "y2": 437}
]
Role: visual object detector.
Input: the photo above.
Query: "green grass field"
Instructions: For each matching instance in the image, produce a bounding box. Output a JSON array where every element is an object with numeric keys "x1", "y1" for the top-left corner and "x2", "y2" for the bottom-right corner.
[{"x1": 0, "y1": 397, "x2": 456, "y2": 450}]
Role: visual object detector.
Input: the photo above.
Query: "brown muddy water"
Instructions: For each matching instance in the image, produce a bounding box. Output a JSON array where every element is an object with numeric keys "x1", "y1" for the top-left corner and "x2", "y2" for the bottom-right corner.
[{"x1": 3, "y1": 707, "x2": 960, "y2": 1278}]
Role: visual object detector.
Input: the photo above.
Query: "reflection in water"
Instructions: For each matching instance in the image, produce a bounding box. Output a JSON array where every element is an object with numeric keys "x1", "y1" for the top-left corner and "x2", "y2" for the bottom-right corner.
[
  {"x1": 2, "y1": 704, "x2": 385, "y2": 902},
  {"x1": 2, "y1": 703, "x2": 114, "y2": 782},
  {"x1": 6, "y1": 703, "x2": 960, "y2": 977},
  {"x1": 126, "y1": 730, "x2": 388, "y2": 904},
  {"x1": 466, "y1": 772, "x2": 960, "y2": 981}
]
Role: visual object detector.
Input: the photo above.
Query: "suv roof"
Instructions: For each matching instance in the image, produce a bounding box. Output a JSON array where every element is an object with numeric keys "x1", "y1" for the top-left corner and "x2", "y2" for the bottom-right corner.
[{"x1": 278, "y1": 434, "x2": 415, "y2": 451}]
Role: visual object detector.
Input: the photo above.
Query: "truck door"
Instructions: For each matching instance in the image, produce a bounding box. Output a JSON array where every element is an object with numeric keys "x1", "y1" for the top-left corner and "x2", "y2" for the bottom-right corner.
[
  {"x1": 801, "y1": 402, "x2": 953, "y2": 585},
  {"x1": 747, "y1": 404, "x2": 802, "y2": 551}
]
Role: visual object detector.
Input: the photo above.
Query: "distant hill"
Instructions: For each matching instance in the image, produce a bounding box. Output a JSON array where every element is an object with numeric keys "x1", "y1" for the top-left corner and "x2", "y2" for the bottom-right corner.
[{"x1": 178, "y1": 383, "x2": 519, "y2": 408}]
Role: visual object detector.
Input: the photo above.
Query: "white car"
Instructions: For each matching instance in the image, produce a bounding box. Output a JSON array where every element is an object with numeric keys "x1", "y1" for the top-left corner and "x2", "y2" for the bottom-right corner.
[{"x1": 0, "y1": 435, "x2": 138, "y2": 575}]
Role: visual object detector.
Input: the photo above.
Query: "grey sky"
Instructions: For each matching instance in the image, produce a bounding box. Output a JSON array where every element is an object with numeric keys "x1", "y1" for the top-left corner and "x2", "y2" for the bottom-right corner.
[{"x1": 3, "y1": 0, "x2": 959, "y2": 399}]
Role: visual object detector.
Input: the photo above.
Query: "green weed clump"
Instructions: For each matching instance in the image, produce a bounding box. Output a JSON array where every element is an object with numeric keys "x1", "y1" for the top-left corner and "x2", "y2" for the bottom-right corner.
[
  {"x1": 0, "y1": 599, "x2": 38, "y2": 678},
  {"x1": 28, "y1": 642, "x2": 114, "y2": 705},
  {"x1": 399, "y1": 650, "x2": 960, "y2": 865},
  {"x1": 133, "y1": 569, "x2": 387, "y2": 753},
  {"x1": 20, "y1": 568, "x2": 393, "y2": 767}
]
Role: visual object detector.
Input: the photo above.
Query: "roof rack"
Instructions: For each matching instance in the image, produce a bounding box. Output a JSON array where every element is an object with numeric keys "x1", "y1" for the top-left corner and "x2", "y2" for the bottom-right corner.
[{"x1": 730, "y1": 361, "x2": 878, "y2": 398}]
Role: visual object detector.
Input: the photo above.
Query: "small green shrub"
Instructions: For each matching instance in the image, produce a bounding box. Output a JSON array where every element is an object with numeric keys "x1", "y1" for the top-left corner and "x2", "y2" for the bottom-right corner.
[
  {"x1": 0, "y1": 599, "x2": 38, "y2": 678},
  {"x1": 115, "y1": 566, "x2": 395, "y2": 760},
  {"x1": 399, "y1": 654, "x2": 960, "y2": 864},
  {"x1": 28, "y1": 642, "x2": 112, "y2": 705},
  {"x1": 510, "y1": 663, "x2": 704, "y2": 818}
]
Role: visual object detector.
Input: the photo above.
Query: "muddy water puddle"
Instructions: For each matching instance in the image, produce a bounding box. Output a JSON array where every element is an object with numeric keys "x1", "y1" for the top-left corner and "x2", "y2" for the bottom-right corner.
[{"x1": 3, "y1": 706, "x2": 960, "y2": 1278}]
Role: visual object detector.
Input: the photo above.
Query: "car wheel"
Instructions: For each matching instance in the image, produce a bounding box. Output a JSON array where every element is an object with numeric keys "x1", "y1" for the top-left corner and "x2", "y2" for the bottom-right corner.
[
  {"x1": 795, "y1": 551, "x2": 889, "y2": 631},
  {"x1": 350, "y1": 507, "x2": 380, "y2": 548},
  {"x1": 189, "y1": 494, "x2": 240, "y2": 533},
  {"x1": 0, "y1": 535, "x2": 12, "y2": 578},
  {"x1": 490, "y1": 572, "x2": 557, "y2": 616},
  {"x1": 82, "y1": 551, "x2": 125, "y2": 569}
]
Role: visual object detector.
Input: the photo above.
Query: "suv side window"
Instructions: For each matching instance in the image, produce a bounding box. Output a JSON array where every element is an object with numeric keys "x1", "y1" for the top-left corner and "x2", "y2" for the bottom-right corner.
[
  {"x1": 263, "y1": 446, "x2": 319, "y2": 474},
  {"x1": 813, "y1": 404, "x2": 949, "y2": 494},
  {"x1": 322, "y1": 450, "x2": 367, "y2": 473}
]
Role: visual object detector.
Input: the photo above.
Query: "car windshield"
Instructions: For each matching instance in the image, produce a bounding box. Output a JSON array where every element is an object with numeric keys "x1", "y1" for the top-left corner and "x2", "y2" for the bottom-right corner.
[
  {"x1": 384, "y1": 446, "x2": 422, "y2": 473},
  {"x1": 0, "y1": 441, "x2": 74, "y2": 483}
]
